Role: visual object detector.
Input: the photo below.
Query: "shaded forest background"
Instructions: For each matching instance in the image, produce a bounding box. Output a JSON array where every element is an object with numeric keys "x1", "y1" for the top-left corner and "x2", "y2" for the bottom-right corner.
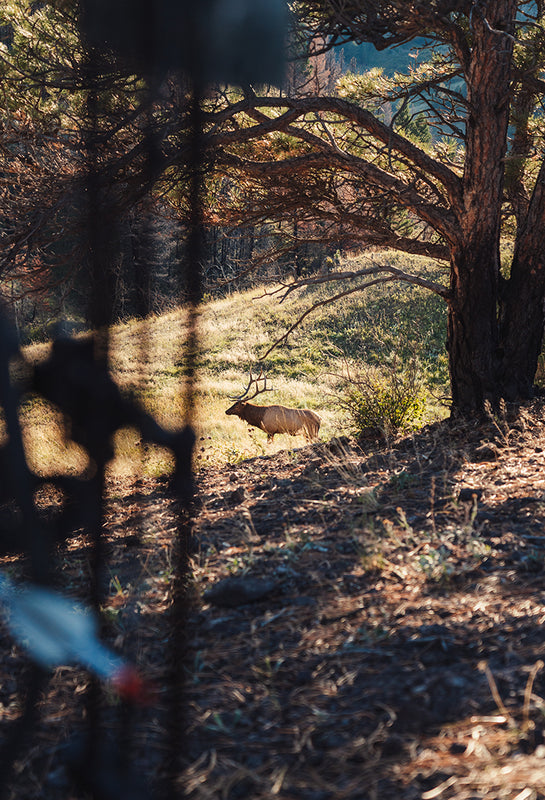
[{"x1": 0, "y1": 14, "x2": 425, "y2": 344}]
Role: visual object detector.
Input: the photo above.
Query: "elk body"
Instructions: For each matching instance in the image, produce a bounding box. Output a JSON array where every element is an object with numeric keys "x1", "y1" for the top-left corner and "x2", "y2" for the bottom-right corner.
[{"x1": 226, "y1": 370, "x2": 321, "y2": 442}]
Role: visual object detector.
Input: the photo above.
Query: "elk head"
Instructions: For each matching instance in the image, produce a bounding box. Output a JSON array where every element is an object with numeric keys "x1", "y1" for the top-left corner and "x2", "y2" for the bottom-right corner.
[{"x1": 225, "y1": 367, "x2": 273, "y2": 415}]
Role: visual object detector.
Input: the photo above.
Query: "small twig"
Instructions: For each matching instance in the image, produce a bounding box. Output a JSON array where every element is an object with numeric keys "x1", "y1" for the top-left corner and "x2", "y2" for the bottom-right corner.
[
  {"x1": 478, "y1": 661, "x2": 513, "y2": 723},
  {"x1": 429, "y1": 475, "x2": 436, "y2": 537},
  {"x1": 313, "y1": 112, "x2": 347, "y2": 158},
  {"x1": 522, "y1": 660, "x2": 544, "y2": 733}
]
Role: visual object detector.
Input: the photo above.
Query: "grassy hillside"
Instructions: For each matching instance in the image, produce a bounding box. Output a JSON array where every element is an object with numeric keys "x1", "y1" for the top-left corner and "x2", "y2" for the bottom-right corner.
[{"x1": 21, "y1": 251, "x2": 449, "y2": 475}]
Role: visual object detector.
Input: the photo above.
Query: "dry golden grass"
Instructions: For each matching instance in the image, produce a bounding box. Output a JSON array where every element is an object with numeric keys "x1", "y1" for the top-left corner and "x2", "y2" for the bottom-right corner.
[
  {"x1": 18, "y1": 252, "x2": 449, "y2": 475},
  {"x1": 18, "y1": 285, "x2": 346, "y2": 477}
]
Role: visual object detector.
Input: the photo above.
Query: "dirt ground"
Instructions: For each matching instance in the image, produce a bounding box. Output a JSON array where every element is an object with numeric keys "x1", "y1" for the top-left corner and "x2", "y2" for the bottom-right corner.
[{"x1": 4, "y1": 400, "x2": 545, "y2": 799}]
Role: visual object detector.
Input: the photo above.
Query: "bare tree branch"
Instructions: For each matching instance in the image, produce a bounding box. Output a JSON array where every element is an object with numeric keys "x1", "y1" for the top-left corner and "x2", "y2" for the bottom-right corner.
[{"x1": 257, "y1": 258, "x2": 450, "y2": 357}]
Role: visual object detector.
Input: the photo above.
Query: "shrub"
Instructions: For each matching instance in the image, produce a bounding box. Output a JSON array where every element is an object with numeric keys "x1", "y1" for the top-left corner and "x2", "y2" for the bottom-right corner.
[{"x1": 336, "y1": 355, "x2": 426, "y2": 440}]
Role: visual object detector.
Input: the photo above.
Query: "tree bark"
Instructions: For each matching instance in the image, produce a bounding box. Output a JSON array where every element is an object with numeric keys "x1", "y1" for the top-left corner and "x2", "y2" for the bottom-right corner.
[
  {"x1": 446, "y1": 0, "x2": 516, "y2": 413},
  {"x1": 447, "y1": 239, "x2": 501, "y2": 412},
  {"x1": 497, "y1": 254, "x2": 545, "y2": 400},
  {"x1": 498, "y1": 158, "x2": 545, "y2": 398}
]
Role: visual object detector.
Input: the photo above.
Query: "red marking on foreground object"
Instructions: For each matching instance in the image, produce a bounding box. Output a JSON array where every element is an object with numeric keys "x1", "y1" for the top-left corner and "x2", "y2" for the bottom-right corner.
[{"x1": 110, "y1": 664, "x2": 156, "y2": 705}]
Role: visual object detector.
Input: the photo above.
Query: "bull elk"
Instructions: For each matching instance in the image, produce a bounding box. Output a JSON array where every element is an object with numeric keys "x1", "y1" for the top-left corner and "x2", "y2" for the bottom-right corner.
[{"x1": 226, "y1": 369, "x2": 321, "y2": 442}]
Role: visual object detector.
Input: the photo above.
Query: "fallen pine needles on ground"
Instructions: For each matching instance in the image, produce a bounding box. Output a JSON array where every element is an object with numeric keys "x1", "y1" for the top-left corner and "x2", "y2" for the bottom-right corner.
[{"x1": 4, "y1": 401, "x2": 545, "y2": 798}]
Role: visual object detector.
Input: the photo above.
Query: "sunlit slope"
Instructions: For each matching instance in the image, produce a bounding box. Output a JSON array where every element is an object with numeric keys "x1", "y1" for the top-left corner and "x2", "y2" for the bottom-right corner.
[{"x1": 21, "y1": 252, "x2": 448, "y2": 473}]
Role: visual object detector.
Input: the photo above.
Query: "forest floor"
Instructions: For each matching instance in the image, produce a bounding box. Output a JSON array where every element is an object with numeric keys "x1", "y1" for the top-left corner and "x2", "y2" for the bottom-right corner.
[{"x1": 4, "y1": 400, "x2": 545, "y2": 799}]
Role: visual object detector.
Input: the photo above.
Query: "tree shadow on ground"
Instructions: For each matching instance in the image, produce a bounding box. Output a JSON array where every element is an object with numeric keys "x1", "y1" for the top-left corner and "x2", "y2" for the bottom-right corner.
[
  {"x1": 189, "y1": 406, "x2": 545, "y2": 798},
  {"x1": 3, "y1": 404, "x2": 545, "y2": 798}
]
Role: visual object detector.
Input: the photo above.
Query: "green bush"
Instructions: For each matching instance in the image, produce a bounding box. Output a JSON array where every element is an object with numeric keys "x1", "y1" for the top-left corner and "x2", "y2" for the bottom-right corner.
[{"x1": 337, "y1": 356, "x2": 426, "y2": 440}]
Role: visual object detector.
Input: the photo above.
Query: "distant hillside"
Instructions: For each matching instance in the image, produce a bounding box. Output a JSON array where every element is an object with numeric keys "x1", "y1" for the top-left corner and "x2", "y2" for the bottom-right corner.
[{"x1": 341, "y1": 38, "x2": 428, "y2": 76}]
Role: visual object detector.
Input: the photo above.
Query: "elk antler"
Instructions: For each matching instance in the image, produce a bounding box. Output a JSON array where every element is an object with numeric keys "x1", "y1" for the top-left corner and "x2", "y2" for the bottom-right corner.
[{"x1": 228, "y1": 367, "x2": 274, "y2": 401}]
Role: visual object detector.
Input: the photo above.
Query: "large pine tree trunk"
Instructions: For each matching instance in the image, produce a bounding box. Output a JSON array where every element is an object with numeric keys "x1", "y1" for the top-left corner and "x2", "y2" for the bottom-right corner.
[
  {"x1": 498, "y1": 159, "x2": 545, "y2": 399},
  {"x1": 447, "y1": 0, "x2": 516, "y2": 414},
  {"x1": 447, "y1": 239, "x2": 501, "y2": 413},
  {"x1": 497, "y1": 258, "x2": 545, "y2": 401},
  {"x1": 448, "y1": 163, "x2": 545, "y2": 410}
]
